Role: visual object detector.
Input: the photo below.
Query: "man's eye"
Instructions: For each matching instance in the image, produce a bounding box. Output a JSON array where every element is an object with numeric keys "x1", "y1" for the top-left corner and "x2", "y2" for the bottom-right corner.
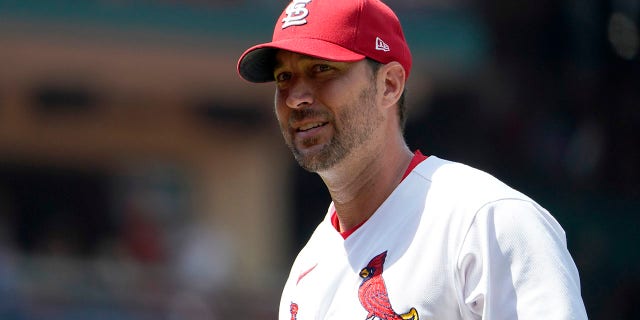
[
  {"x1": 276, "y1": 72, "x2": 291, "y2": 82},
  {"x1": 313, "y1": 64, "x2": 332, "y2": 73}
]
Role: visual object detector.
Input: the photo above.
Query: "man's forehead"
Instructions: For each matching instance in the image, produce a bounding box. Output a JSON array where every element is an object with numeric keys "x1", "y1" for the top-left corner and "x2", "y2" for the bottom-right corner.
[{"x1": 274, "y1": 50, "x2": 336, "y2": 67}]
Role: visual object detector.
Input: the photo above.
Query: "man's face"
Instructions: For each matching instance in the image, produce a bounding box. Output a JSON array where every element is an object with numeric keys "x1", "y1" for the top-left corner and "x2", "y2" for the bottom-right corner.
[{"x1": 273, "y1": 51, "x2": 384, "y2": 172}]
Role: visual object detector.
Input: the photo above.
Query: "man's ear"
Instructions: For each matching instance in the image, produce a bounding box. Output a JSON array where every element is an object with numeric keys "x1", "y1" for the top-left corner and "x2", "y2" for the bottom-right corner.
[{"x1": 379, "y1": 61, "x2": 406, "y2": 110}]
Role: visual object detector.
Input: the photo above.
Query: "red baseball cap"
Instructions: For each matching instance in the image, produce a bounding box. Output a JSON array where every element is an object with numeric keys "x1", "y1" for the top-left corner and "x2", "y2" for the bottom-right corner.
[{"x1": 237, "y1": 0, "x2": 412, "y2": 83}]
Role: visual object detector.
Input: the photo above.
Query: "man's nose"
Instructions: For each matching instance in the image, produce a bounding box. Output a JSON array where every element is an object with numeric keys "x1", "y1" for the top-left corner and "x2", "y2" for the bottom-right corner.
[{"x1": 286, "y1": 77, "x2": 314, "y2": 109}]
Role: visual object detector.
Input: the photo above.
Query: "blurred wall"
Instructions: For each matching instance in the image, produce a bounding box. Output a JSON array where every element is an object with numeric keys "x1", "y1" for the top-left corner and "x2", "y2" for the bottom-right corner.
[{"x1": 0, "y1": 1, "x2": 290, "y2": 318}]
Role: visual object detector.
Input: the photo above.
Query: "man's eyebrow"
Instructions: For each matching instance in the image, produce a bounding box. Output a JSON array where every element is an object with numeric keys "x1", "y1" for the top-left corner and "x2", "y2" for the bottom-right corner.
[
  {"x1": 273, "y1": 55, "x2": 328, "y2": 71},
  {"x1": 273, "y1": 61, "x2": 284, "y2": 72}
]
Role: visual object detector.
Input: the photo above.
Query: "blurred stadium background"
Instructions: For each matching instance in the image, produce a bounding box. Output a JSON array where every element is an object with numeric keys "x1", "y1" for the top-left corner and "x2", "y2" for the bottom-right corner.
[{"x1": 0, "y1": 0, "x2": 638, "y2": 319}]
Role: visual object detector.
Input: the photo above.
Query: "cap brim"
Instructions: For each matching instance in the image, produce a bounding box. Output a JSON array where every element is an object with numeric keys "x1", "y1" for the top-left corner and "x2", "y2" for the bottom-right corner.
[{"x1": 237, "y1": 38, "x2": 366, "y2": 83}]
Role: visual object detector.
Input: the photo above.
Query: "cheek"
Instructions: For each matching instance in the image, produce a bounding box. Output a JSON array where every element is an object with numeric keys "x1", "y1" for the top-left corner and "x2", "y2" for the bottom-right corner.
[{"x1": 274, "y1": 92, "x2": 289, "y2": 126}]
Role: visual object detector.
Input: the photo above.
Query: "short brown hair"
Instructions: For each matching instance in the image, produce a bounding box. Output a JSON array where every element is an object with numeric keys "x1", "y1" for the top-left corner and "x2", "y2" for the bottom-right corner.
[{"x1": 366, "y1": 58, "x2": 408, "y2": 131}]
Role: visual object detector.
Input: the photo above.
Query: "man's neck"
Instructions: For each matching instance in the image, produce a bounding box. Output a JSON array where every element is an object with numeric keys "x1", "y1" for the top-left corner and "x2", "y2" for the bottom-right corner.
[{"x1": 319, "y1": 142, "x2": 413, "y2": 232}]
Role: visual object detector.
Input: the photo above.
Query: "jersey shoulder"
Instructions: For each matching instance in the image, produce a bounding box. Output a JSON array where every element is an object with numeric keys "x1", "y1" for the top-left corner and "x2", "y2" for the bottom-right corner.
[{"x1": 411, "y1": 156, "x2": 531, "y2": 206}]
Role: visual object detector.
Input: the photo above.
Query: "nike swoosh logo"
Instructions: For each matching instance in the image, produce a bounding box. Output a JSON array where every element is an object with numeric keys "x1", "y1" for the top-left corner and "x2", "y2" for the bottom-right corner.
[{"x1": 296, "y1": 263, "x2": 318, "y2": 285}]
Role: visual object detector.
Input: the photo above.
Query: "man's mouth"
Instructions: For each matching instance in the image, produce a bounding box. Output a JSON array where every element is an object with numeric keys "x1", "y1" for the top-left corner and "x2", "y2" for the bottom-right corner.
[{"x1": 297, "y1": 122, "x2": 328, "y2": 132}]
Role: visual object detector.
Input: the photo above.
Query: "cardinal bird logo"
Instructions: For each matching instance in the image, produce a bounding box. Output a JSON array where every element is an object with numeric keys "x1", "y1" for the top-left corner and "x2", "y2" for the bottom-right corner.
[
  {"x1": 290, "y1": 302, "x2": 299, "y2": 320},
  {"x1": 358, "y1": 251, "x2": 419, "y2": 320}
]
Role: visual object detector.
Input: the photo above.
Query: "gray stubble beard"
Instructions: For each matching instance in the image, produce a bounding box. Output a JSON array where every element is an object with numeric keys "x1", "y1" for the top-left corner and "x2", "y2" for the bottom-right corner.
[{"x1": 286, "y1": 83, "x2": 382, "y2": 173}]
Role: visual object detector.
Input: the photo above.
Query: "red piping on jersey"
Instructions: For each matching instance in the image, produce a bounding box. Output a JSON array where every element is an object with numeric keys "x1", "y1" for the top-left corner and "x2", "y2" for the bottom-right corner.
[{"x1": 331, "y1": 150, "x2": 428, "y2": 239}]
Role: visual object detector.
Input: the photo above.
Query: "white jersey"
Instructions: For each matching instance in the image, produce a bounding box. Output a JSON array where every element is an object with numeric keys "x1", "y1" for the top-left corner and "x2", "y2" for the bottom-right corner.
[{"x1": 279, "y1": 156, "x2": 587, "y2": 319}]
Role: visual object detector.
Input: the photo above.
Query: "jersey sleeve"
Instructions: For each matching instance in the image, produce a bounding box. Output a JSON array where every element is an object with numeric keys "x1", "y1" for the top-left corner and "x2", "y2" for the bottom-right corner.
[{"x1": 456, "y1": 198, "x2": 588, "y2": 319}]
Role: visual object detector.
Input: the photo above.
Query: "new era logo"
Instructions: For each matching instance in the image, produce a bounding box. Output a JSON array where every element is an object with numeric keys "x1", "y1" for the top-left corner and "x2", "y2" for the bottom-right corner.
[{"x1": 376, "y1": 37, "x2": 390, "y2": 52}]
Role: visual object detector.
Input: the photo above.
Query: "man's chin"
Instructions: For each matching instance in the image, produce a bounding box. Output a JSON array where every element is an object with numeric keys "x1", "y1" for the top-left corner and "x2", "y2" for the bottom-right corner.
[
  {"x1": 294, "y1": 151, "x2": 327, "y2": 173},
  {"x1": 293, "y1": 145, "x2": 347, "y2": 173}
]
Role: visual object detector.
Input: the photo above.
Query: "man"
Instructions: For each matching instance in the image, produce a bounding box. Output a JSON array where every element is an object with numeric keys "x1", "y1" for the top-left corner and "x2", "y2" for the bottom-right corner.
[{"x1": 237, "y1": 0, "x2": 588, "y2": 319}]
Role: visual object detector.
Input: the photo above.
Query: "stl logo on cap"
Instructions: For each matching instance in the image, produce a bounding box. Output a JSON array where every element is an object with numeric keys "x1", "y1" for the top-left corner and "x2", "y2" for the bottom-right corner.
[{"x1": 282, "y1": 0, "x2": 312, "y2": 29}]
